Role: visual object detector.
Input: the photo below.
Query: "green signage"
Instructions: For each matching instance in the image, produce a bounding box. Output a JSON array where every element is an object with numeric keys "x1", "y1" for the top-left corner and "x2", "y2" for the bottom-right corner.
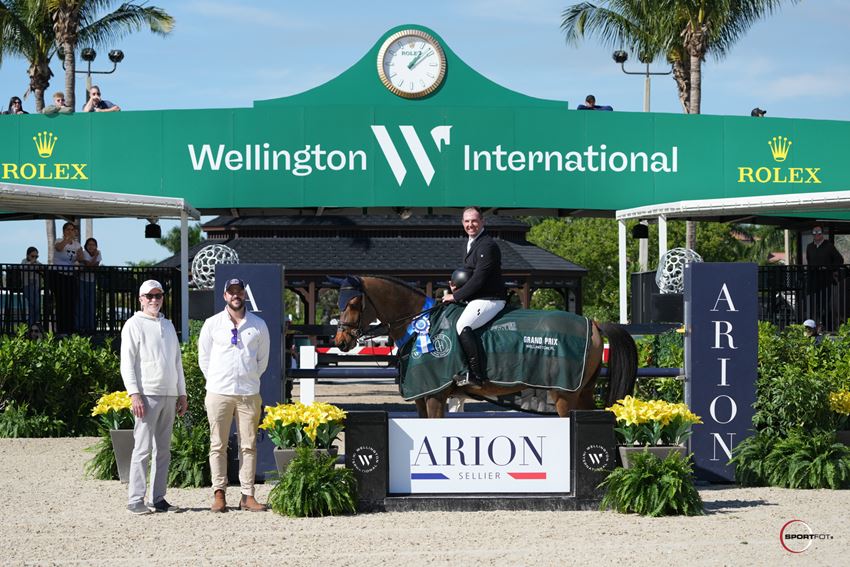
[{"x1": 1, "y1": 25, "x2": 848, "y2": 215}]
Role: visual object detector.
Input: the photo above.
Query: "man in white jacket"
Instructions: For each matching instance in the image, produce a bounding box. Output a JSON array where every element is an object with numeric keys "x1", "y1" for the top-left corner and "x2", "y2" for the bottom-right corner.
[
  {"x1": 121, "y1": 280, "x2": 187, "y2": 515},
  {"x1": 199, "y1": 277, "x2": 270, "y2": 512}
]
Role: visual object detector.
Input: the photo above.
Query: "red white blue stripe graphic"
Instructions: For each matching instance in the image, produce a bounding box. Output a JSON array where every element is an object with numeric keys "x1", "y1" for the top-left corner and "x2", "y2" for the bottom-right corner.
[{"x1": 411, "y1": 472, "x2": 546, "y2": 480}]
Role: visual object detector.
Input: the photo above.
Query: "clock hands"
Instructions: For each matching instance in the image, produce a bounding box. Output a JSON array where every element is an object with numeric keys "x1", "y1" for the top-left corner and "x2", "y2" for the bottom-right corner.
[{"x1": 407, "y1": 48, "x2": 434, "y2": 70}]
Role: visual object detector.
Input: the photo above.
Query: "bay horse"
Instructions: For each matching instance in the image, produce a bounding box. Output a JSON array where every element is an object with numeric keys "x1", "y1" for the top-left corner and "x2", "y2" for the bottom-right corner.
[{"x1": 332, "y1": 275, "x2": 637, "y2": 418}]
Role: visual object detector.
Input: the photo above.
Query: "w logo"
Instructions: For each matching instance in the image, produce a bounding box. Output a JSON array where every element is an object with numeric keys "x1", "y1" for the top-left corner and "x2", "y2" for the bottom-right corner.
[
  {"x1": 371, "y1": 125, "x2": 452, "y2": 186},
  {"x1": 581, "y1": 445, "x2": 610, "y2": 471},
  {"x1": 351, "y1": 446, "x2": 380, "y2": 473}
]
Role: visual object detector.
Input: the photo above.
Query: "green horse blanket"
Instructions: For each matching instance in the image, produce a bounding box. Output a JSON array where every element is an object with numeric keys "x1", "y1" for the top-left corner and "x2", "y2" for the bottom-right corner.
[{"x1": 398, "y1": 304, "x2": 591, "y2": 401}]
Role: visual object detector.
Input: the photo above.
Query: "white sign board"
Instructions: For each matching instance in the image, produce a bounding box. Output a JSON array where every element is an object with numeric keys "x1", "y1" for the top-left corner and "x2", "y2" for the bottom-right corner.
[{"x1": 388, "y1": 417, "x2": 571, "y2": 494}]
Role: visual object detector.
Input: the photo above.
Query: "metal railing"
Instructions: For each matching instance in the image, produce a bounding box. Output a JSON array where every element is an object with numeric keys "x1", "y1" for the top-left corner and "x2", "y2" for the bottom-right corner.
[
  {"x1": 758, "y1": 264, "x2": 849, "y2": 332},
  {"x1": 632, "y1": 265, "x2": 849, "y2": 332},
  {"x1": 1, "y1": 264, "x2": 182, "y2": 338}
]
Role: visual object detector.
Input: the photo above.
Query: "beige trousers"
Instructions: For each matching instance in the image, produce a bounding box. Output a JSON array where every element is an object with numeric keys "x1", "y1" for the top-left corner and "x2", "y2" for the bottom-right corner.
[{"x1": 205, "y1": 392, "x2": 262, "y2": 495}]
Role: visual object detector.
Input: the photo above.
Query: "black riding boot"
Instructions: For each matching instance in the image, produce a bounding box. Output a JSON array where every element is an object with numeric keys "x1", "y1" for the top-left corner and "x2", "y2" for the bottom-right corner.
[{"x1": 455, "y1": 326, "x2": 488, "y2": 388}]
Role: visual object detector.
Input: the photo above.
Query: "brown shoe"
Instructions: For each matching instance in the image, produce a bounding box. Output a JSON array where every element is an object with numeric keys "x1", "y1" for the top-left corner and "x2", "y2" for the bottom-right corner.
[
  {"x1": 211, "y1": 489, "x2": 227, "y2": 513},
  {"x1": 240, "y1": 494, "x2": 267, "y2": 512}
]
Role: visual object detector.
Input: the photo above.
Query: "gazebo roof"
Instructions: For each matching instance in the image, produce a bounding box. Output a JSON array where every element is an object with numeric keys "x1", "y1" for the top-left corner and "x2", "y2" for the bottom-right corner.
[{"x1": 160, "y1": 215, "x2": 586, "y2": 281}]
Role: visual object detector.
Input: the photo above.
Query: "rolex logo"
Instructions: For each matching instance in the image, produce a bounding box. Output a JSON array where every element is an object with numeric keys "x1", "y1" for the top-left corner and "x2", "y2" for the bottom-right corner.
[
  {"x1": 738, "y1": 135, "x2": 820, "y2": 185},
  {"x1": 33, "y1": 131, "x2": 58, "y2": 158},
  {"x1": 768, "y1": 135, "x2": 791, "y2": 163}
]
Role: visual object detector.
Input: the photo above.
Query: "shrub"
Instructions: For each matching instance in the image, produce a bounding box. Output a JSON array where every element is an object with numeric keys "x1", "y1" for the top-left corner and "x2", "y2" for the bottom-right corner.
[
  {"x1": 168, "y1": 417, "x2": 211, "y2": 488},
  {"x1": 599, "y1": 450, "x2": 703, "y2": 517},
  {"x1": 267, "y1": 447, "x2": 357, "y2": 517},
  {"x1": 752, "y1": 366, "x2": 837, "y2": 437},
  {"x1": 763, "y1": 430, "x2": 850, "y2": 489},
  {"x1": 0, "y1": 401, "x2": 66, "y2": 438},
  {"x1": 730, "y1": 431, "x2": 777, "y2": 487},
  {"x1": 634, "y1": 330, "x2": 683, "y2": 403},
  {"x1": 0, "y1": 327, "x2": 121, "y2": 436}
]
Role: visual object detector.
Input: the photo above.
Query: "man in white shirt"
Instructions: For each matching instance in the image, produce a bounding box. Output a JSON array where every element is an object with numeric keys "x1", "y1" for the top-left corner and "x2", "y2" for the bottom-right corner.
[
  {"x1": 50, "y1": 221, "x2": 82, "y2": 335},
  {"x1": 198, "y1": 277, "x2": 270, "y2": 512},
  {"x1": 121, "y1": 280, "x2": 187, "y2": 515}
]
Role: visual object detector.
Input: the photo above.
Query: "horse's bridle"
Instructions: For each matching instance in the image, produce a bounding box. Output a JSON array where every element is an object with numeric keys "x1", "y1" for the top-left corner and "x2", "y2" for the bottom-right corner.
[
  {"x1": 336, "y1": 283, "x2": 369, "y2": 339},
  {"x1": 336, "y1": 280, "x2": 439, "y2": 342}
]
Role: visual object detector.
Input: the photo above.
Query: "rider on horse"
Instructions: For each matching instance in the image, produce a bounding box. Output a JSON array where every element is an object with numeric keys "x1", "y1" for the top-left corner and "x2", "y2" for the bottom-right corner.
[{"x1": 441, "y1": 207, "x2": 506, "y2": 388}]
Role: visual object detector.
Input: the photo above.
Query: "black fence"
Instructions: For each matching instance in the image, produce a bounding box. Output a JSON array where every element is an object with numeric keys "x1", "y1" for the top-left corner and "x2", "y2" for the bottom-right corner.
[
  {"x1": 1, "y1": 264, "x2": 182, "y2": 338},
  {"x1": 634, "y1": 264, "x2": 850, "y2": 332},
  {"x1": 758, "y1": 265, "x2": 849, "y2": 332}
]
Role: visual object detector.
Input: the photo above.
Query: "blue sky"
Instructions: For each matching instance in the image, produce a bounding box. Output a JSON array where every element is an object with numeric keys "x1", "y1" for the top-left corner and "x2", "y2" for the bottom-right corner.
[{"x1": 1, "y1": 0, "x2": 848, "y2": 265}]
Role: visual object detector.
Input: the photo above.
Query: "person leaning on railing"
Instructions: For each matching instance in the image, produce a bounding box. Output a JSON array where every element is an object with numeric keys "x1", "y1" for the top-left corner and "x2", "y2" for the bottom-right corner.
[{"x1": 20, "y1": 246, "x2": 42, "y2": 327}]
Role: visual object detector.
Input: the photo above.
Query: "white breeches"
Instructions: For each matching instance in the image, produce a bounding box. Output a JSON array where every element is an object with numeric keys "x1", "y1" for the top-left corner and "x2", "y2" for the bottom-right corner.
[{"x1": 455, "y1": 299, "x2": 506, "y2": 334}]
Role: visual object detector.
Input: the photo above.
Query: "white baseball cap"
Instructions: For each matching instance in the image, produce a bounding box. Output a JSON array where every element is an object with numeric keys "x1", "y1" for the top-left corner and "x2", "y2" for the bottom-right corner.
[
  {"x1": 139, "y1": 279, "x2": 164, "y2": 295},
  {"x1": 803, "y1": 319, "x2": 817, "y2": 329}
]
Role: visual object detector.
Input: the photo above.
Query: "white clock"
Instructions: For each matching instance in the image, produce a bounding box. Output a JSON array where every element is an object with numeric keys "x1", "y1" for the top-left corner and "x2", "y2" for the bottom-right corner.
[{"x1": 377, "y1": 29, "x2": 446, "y2": 99}]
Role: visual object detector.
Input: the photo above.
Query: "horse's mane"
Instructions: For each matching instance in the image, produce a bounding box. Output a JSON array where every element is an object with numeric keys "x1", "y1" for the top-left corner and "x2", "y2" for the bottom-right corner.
[{"x1": 362, "y1": 274, "x2": 427, "y2": 298}]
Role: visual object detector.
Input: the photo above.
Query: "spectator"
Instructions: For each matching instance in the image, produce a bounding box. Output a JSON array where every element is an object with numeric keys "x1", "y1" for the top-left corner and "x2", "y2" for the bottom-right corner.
[
  {"x1": 2, "y1": 96, "x2": 28, "y2": 115},
  {"x1": 82, "y1": 85, "x2": 120, "y2": 113},
  {"x1": 803, "y1": 319, "x2": 824, "y2": 345},
  {"x1": 50, "y1": 221, "x2": 81, "y2": 335},
  {"x1": 121, "y1": 279, "x2": 187, "y2": 515},
  {"x1": 577, "y1": 94, "x2": 613, "y2": 111},
  {"x1": 77, "y1": 237, "x2": 102, "y2": 333},
  {"x1": 751, "y1": 107, "x2": 767, "y2": 117},
  {"x1": 42, "y1": 92, "x2": 74, "y2": 115},
  {"x1": 28, "y1": 323, "x2": 44, "y2": 341},
  {"x1": 21, "y1": 246, "x2": 43, "y2": 327},
  {"x1": 805, "y1": 224, "x2": 844, "y2": 330},
  {"x1": 198, "y1": 277, "x2": 270, "y2": 513}
]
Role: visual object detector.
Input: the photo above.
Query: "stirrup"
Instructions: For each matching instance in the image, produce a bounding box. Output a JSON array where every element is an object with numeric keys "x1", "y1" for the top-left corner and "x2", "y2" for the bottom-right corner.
[{"x1": 453, "y1": 371, "x2": 484, "y2": 390}]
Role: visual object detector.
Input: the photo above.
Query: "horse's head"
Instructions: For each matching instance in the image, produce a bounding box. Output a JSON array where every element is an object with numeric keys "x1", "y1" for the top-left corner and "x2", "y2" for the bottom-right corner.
[{"x1": 331, "y1": 276, "x2": 367, "y2": 352}]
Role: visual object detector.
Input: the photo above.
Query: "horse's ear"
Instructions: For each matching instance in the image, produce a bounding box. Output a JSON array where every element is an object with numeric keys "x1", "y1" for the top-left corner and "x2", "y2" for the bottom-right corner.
[{"x1": 326, "y1": 276, "x2": 344, "y2": 287}]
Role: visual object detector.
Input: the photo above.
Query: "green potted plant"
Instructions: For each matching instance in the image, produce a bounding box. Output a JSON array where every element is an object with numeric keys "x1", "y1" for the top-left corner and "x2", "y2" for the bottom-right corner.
[
  {"x1": 599, "y1": 450, "x2": 704, "y2": 517},
  {"x1": 829, "y1": 390, "x2": 850, "y2": 445},
  {"x1": 85, "y1": 391, "x2": 134, "y2": 482},
  {"x1": 266, "y1": 446, "x2": 357, "y2": 517},
  {"x1": 259, "y1": 401, "x2": 346, "y2": 475},
  {"x1": 607, "y1": 395, "x2": 702, "y2": 468}
]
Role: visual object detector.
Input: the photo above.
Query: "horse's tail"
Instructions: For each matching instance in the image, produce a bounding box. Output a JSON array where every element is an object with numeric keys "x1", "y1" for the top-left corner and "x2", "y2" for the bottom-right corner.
[{"x1": 598, "y1": 322, "x2": 638, "y2": 406}]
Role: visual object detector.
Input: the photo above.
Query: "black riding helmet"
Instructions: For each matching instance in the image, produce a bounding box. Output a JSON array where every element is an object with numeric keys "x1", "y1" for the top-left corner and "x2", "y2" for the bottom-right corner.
[{"x1": 451, "y1": 268, "x2": 472, "y2": 288}]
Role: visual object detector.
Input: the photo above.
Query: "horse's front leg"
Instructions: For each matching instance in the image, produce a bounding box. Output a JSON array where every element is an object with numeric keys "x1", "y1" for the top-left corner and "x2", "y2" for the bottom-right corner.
[{"x1": 415, "y1": 398, "x2": 428, "y2": 418}]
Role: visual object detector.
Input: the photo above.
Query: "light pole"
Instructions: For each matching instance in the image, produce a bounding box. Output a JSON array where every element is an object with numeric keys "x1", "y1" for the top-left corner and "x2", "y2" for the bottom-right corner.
[
  {"x1": 58, "y1": 47, "x2": 125, "y2": 102},
  {"x1": 57, "y1": 47, "x2": 124, "y2": 240},
  {"x1": 613, "y1": 50, "x2": 672, "y2": 271}
]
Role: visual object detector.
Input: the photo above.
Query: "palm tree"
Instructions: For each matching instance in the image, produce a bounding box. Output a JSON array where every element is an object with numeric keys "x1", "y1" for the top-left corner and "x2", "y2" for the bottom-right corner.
[
  {"x1": 48, "y1": 0, "x2": 174, "y2": 110},
  {"x1": 0, "y1": 0, "x2": 56, "y2": 112},
  {"x1": 561, "y1": 0, "x2": 800, "y2": 250}
]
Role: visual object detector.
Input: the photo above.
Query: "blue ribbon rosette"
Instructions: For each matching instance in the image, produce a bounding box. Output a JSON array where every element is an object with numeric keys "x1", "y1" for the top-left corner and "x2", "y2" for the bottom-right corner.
[
  {"x1": 399, "y1": 297, "x2": 435, "y2": 353},
  {"x1": 412, "y1": 313, "x2": 433, "y2": 354}
]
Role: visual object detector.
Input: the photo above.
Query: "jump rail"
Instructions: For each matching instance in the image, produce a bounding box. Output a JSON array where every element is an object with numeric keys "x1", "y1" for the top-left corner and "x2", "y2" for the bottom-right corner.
[{"x1": 288, "y1": 344, "x2": 684, "y2": 404}]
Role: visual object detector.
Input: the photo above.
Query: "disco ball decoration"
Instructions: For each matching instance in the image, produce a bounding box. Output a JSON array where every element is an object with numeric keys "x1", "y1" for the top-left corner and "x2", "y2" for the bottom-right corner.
[
  {"x1": 655, "y1": 247, "x2": 703, "y2": 294},
  {"x1": 191, "y1": 244, "x2": 239, "y2": 290}
]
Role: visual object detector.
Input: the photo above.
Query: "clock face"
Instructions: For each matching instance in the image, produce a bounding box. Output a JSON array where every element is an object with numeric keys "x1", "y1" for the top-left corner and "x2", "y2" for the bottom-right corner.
[{"x1": 377, "y1": 30, "x2": 446, "y2": 99}]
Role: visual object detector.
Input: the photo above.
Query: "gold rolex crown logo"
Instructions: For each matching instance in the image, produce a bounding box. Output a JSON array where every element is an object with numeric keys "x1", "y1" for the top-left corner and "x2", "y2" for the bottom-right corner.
[
  {"x1": 768, "y1": 135, "x2": 791, "y2": 163},
  {"x1": 33, "y1": 131, "x2": 58, "y2": 158}
]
